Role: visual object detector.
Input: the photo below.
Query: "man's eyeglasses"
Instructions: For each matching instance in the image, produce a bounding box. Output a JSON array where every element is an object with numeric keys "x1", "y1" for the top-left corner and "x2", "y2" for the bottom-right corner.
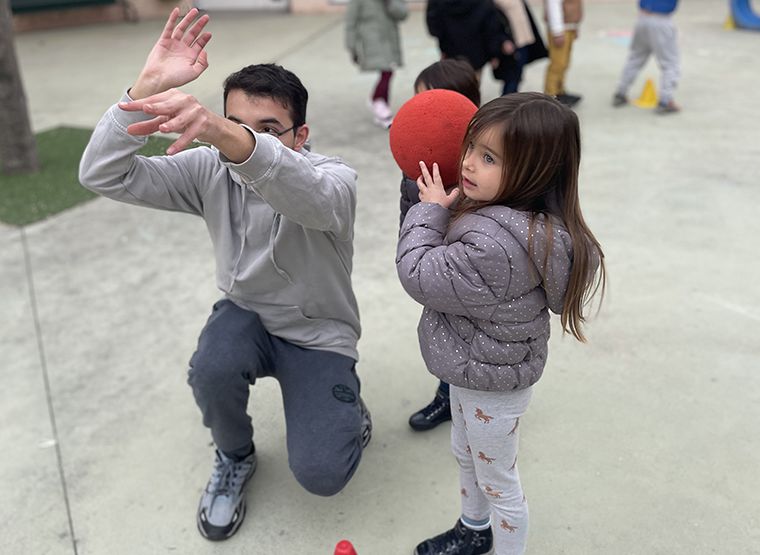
[{"x1": 258, "y1": 124, "x2": 299, "y2": 138}]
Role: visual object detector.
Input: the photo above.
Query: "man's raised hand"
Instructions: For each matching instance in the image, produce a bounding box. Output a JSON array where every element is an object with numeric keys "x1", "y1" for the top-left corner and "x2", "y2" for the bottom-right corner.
[
  {"x1": 119, "y1": 89, "x2": 211, "y2": 154},
  {"x1": 130, "y1": 8, "x2": 212, "y2": 100},
  {"x1": 119, "y1": 89, "x2": 254, "y2": 161}
]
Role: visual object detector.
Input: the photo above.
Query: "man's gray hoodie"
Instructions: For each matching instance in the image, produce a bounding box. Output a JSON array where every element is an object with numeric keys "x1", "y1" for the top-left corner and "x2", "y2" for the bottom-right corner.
[
  {"x1": 396, "y1": 202, "x2": 573, "y2": 391},
  {"x1": 79, "y1": 95, "x2": 361, "y2": 360}
]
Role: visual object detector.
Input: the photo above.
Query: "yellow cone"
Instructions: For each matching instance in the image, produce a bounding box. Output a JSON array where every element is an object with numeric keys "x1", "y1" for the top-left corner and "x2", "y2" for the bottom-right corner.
[
  {"x1": 724, "y1": 14, "x2": 736, "y2": 30},
  {"x1": 633, "y1": 78, "x2": 658, "y2": 109}
]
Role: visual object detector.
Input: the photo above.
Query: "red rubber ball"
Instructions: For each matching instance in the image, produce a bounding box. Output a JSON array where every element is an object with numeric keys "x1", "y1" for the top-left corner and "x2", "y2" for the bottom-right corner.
[{"x1": 389, "y1": 89, "x2": 478, "y2": 186}]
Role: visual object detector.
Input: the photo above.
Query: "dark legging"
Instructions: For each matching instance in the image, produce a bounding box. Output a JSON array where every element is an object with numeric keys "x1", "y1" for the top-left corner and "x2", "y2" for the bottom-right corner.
[{"x1": 372, "y1": 70, "x2": 393, "y2": 102}]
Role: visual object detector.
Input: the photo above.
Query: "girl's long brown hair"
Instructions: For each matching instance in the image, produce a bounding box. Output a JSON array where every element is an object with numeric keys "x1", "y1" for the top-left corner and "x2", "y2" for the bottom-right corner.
[{"x1": 452, "y1": 93, "x2": 606, "y2": 341}]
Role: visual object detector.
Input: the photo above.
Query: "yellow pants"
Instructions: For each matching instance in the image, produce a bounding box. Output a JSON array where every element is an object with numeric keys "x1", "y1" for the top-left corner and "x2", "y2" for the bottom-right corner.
[{"x1": 544, "y1": 30, "x2": 577, "y2": 96}]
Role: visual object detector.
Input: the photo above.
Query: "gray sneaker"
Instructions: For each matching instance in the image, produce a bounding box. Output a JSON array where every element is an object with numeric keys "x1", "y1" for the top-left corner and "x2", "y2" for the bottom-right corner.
[
  {"x1": 612, "y1": 93, "x2": 628, "y2": 107},
  {"x1": 359, "y1": 397, "x2": 372, "y2": 448},
  {"x1": 656, "y1": 100, "x2": 681, "y2": 114},
  {"x1": 197, "y1": 448, "x2": 257, "y2": 541}
]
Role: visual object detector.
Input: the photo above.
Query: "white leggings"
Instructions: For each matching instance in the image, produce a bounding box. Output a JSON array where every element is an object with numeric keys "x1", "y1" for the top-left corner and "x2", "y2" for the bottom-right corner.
[{"x1": 450, "y1": 385, "x2": 533, "y2": 555}]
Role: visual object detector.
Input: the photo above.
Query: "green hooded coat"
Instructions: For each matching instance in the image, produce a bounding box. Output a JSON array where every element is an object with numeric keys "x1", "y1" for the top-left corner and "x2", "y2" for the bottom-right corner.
[{"x1": 345, "y1": 0, "x2": 408, "y2": 71}]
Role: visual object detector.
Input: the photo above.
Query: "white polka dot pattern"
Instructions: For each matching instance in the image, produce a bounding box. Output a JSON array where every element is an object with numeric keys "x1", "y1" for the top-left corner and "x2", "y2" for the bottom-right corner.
[{"x1": 395, "y1": 202, "x2": 574, "y2": 391}]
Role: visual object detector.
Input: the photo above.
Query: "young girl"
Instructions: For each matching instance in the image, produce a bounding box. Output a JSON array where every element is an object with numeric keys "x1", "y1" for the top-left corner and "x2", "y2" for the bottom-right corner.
[
  {"x1": 401, "y1": 59, "x2": 481, "y2": 432},
  {"x1": 345, "y1": 0, "x2": 408, "y2": 128},
  {"x1": 396, "y1": 92, "x2": 605, "y2": 555}
]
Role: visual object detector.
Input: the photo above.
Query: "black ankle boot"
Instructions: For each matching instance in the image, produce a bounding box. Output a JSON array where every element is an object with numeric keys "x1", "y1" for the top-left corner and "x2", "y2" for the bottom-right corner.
[
  {"x1": 408, "y1": 389, "x2": 451, "y2": 431},
  {"x1": 414, "y1": 519, "x2": 493, "y2": 555}
]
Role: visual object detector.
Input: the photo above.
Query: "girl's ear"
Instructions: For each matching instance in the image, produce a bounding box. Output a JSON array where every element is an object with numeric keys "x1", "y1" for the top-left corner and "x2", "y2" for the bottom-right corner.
[{"x1": 294, "y1": 124, "x2": 310, "y2": 150}]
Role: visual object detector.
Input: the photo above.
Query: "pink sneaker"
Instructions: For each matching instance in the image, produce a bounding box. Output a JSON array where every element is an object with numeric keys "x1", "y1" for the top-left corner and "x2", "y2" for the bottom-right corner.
[{"x1": 370, "y1": 99, "x2": 393, "y2": 128}]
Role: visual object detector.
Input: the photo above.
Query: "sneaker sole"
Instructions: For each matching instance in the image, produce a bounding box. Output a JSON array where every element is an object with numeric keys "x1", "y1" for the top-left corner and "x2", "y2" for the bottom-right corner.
[
  {"x1": 413, "y1": 547, "x2": 494, "y2": 555},
  {"x1": 359, "y1": 398, "x2": 373, "y2": 448},
  {"x1": 372, "y1": 117, "x2": 392, "y2": 129},
  {"x1": 408, "y1": 416, "x2": 452, "y2": 431},
  {"x1": 197, "y1": 499, "x2": 247, "y2": 541}
]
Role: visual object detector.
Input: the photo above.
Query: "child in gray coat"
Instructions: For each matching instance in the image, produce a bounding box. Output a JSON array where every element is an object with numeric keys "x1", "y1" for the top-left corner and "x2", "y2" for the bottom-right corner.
[{"x1": 397, "y1": 93, "x2": 605, "y2": 555}]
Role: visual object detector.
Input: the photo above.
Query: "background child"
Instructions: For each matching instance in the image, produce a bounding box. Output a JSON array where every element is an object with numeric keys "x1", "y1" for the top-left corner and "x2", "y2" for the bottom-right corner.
[
  {"x1": 492, "y1": 0, "x2": 548, "y2": 95},
  {"x1": 400, "y1": 59, "x2": 480, "y2": 432},
  {"x1": 397, "y1": 93, "x2": 605, "y2": 554},
  {"x1": 544, "y1": 0, "x2": 584, "y2": 106},
  {"x1": 345, "y1": 0, "x2": 409, "y2": 128},
  {"x1": 612, "y1": 0, "x2": 681, "y2": 114},
  {"x1": 425, "y1": 0, "x2": 510, "y2": 79}
]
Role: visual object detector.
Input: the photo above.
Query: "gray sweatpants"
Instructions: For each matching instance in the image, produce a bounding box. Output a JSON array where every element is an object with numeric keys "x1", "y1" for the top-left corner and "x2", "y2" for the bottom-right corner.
[
  {"x1": 187, "y1": 299, "x2": 365, "y2": 496},
  {"x1": 616, "y1": 12, "x2": 680, "y2": 104},
  {"x1": 451, "y1": 385, "x2": 533, "y2": 555}
]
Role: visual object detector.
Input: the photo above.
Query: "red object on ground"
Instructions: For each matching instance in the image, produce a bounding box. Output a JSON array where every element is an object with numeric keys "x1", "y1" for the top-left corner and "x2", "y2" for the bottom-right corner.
[
  {"x1": 334, "y1": 539, "x2": 358, "y2": 555},
  {"x1": 389, "y1": 89, "x2": 478, "y2": 187}
]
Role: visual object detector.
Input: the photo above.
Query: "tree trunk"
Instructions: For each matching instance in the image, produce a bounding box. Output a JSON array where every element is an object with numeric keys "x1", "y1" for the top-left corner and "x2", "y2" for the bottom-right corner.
[{"x1": 0, "y1": 0, "x2": 39, "y2": 174}]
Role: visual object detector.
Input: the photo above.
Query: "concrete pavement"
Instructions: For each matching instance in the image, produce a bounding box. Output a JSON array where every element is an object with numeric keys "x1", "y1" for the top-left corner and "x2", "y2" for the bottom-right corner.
[{"x1": 3, "y1": 1, "x2": 760, "y2": 553}]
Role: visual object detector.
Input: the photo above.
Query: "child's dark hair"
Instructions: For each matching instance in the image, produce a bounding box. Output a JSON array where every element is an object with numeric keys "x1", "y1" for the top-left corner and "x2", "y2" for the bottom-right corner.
[
  {"x1": 455, "y1": 92, "x2": 605, "y2": 341},
  {"x1": 223, "y1": 63, "x2": 308, "y2": 127},
  {"x1": 414, "y1": 59, "x2": 481, "y2": 107}
]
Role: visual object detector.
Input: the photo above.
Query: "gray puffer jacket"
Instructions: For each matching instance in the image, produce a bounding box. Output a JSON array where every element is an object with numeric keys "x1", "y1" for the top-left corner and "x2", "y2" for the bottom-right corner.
[{"x1": 396, "y1": 202, "x2": 573, "y2": 391}]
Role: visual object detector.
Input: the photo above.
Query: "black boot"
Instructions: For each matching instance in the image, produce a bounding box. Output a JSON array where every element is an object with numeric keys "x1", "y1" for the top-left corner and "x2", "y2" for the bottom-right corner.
[
  {"x1": 408, "y1": 389, "x2": 451, "y2": 431},
  {"x1": 556, "y1": 92, "x2": 582, "y2": 107},
  {"x1": 414, "y1": 519, "x2": 493, "y2": 555}
]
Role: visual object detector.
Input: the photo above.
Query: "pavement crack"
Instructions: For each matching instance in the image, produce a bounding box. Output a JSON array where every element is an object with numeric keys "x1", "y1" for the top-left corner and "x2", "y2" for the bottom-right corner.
[{"x1": 20, "y1": 227, "x2": 79, "y2": 555}]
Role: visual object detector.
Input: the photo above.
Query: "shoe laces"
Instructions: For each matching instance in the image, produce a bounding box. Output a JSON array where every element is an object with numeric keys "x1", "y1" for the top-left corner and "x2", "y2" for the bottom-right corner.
[
  {"x1": 208, "y1": 452, "x2": 252, "y2": 498},
  {"x1": 428, "y1": 527, "x2": 467, "y2": 553},
  {"x1": 420, "y1": 393, "x2": 449, "y2": 419}
]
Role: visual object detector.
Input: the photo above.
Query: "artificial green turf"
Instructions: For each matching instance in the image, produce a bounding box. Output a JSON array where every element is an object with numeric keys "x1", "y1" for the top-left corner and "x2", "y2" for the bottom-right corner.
[{"x1": 0, "y1": 127, "x2": 177, "y2": 226}]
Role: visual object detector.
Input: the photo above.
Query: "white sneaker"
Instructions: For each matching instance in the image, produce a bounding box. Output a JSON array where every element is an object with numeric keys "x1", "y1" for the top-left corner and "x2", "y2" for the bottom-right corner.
[{"x1": 369, "y1": 99, "x2": 393, "y2": 129}]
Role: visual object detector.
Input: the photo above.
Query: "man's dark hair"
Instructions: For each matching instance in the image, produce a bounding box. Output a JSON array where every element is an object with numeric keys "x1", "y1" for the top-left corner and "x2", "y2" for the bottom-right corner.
[{"x1": 223, "y1": 63, "x2": 308, "y2": 127}]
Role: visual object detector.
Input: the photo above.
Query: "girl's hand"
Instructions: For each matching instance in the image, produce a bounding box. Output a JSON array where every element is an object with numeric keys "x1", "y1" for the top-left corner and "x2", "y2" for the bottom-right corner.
[{"x1": 416, "y1": 161, "x2": 460, "y2": 209}]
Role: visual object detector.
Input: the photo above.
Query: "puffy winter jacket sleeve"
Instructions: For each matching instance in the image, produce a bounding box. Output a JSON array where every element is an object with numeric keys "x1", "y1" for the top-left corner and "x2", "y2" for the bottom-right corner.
[
  {"x1": 545, "y1": 0, "x2": 564, "y2": 35},
  {"x1": 344, "y1": 0, "x2": 360, "y2": 55},
  {"x1": 399, "y1": 173, "x2": 420, "y2": 231},
  {"x1": 396, "y1": 202, "x2": 512, "y2": 319},
  {"x1": 386, "y1": 0, "x2": 409, "y2": 21}
]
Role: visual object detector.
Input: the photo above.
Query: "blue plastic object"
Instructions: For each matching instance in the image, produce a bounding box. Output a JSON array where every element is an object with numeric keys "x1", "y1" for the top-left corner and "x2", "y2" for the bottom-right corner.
[{"x1": 731, "y1": 0, "x2": 760, "y2": 30}]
